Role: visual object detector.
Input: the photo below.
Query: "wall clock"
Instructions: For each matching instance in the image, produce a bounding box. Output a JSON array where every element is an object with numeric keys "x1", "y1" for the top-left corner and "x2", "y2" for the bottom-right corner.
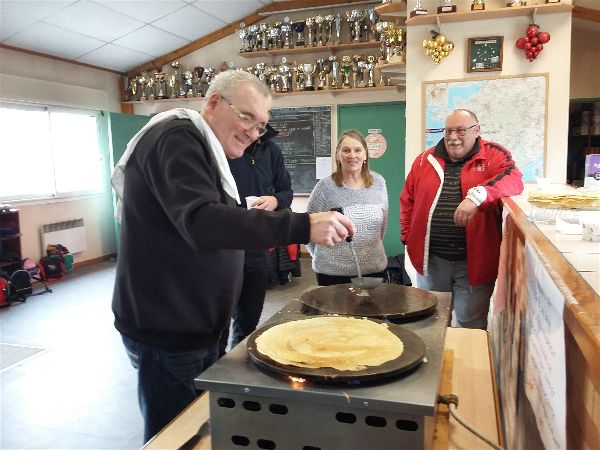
[{"x1": 467, "y1": 36, "x2": 503, "y2": 72}]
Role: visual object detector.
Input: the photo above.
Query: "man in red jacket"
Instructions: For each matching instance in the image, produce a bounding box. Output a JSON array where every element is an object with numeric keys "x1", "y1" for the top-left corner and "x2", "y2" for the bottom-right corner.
[{"x1": 400, "y1": 109, "x2": 523, "y2": 329}]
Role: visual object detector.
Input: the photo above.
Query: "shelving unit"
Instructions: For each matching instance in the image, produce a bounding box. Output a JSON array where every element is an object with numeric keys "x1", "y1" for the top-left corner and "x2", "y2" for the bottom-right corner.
[
  {"x1": 239, "y1": 41, "x2": 380, "y2": 58},
  {"x1": 405, "y1": 2, "x2": 572, "y2": 26},
  {"x1": 567, "y1": 100, "x2": 600, "y2": 186},
  {"x1": 0, "y1": 209, "x2": 22, "y2": 269}
]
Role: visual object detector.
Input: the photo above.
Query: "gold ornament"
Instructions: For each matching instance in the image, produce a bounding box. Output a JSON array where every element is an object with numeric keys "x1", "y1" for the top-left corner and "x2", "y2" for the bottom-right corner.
[{"x1": 424, "y1": 30, "x2": 454, "y2": 64}]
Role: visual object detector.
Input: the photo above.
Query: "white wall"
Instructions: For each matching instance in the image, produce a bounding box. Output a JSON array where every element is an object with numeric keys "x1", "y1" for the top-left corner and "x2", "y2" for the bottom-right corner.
[
  {"x1": 405, "y1": 5, "x2": 572, "y2": 184},
  {"x1": 0, "y1": 47, "x2": 122, "y2": 263}
]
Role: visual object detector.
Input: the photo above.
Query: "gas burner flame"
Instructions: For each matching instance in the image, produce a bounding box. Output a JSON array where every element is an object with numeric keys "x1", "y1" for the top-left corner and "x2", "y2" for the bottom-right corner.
[{"x1": 288, "y1": 376, "x2": 306, "y2": 383}]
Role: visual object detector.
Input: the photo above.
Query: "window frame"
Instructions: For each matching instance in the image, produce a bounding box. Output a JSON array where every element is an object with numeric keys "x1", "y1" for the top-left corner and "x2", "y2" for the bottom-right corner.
[{"x1": 0, "y1": 101, "x2": 108, "y2": 203}]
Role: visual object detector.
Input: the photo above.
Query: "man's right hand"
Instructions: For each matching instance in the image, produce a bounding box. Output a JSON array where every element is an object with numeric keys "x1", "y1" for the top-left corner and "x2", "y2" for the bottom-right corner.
[{"x1": 308, "y1": 211, "x2": 356, "y2": 246}]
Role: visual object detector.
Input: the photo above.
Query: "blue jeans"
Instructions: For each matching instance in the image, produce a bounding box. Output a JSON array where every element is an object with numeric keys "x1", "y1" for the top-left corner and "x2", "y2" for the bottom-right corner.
[
  {"x1": 121, "y1": 335, "x2": 218, "y2": 443},
  {"x1": 416, "y1": 254, "x2": 495, "y2": 329}
]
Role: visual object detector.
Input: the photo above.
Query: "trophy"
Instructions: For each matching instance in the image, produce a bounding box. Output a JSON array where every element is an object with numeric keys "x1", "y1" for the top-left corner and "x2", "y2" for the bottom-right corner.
[
  {"x1": 154, "y1": 70, "x2": 168, "y2": 99},
  {"x1": 259, "y1": 23, "x2": 268, "y2": 50},
  {"x1": 278, "y1": 57, "x2": 292, "y2": 92},
  {"x1": 364, "y1": 8, "x2": 379, "y2": 42},
  {"x1": 341, "y1": 55, "x2": 353, "y2": 89},
  {"x1": 365, "y1": 55, "x2": 376, "y2": 88},
  {"x1": 323, "y1": 15, "x2": 335, "y2": 45},
  {"x1": 292, "y1": 62, "x2": 304, "y2": 91},
  {"x1": 315, "y1": 58, "x2": 330, "y2": 90},
  {"x1": 346, "y1": 10, "x2": 365, "y2": 43},
  {"x1": 328, "y1": 55, "x2": 340, "y2": 89},
  {"x1": 352, "y1": 55, "x2": 364, "y2": 88},
  {"x1": 129, "y1": 78, "x2": 138, "y2": 101},
  {"x1": 315, "y1": 15, "x2": 325, "y2": 46},
  {"x1": 506, "y1": 0, "x2": 525, "y2": 6},
  {"x1": 182, "y1": 70, "x2": 194, "y2": 97},
  {"x1": 238, "y1": 22, "x2": 250, "y2": 52},
  {"x1": 264, "y1": 66, "x2": 278, "y2": 93},
  {"x1": 410, "y1": 0, "x2": 428, "y2": 18},
  {"x1": 302, "y1": 63, "x2": 317, "y2": 91},
  {"x1": 169, "y1": 61, "x2": 182, "y2": 98},
  {"x1": 268, "y1": 26, "x2": 281, "y2": 50},
  {"x1": 281, "y1": 17, "x2": 293, "y2": 48},
  {"x1": 248, "y1": 24, "x2": 259, "y2": 51},
  {"x1": 138, "y1": 74, "x2": 149, "y2": 101},
  {"x1": 437, "y1": 0, "x2": 457, "y2": 13},
  {"x1": 333, "y1": 13, "x2": 342, "y2": 45},
  {"x1": 389, "y1": 27, "x2": 406, "y2": 63},
  {"x1": 376, "y1": 21, "x2": 395, "y2": 62},
  {"x1": 219, "y1": 61, "x2": 236, "y2": 72},
  {"x1": 293, "y1": 20, "x2": 306, "y2": 47},
  {"x1": 305, "y1": 17, "x2": 316, "y2": 47},
  {"x1": 471, "y1": 0, "x2": 485, "y2": 10},
  {"x1": 193, "y1": 67, "x2": 204, "y2": 97}
]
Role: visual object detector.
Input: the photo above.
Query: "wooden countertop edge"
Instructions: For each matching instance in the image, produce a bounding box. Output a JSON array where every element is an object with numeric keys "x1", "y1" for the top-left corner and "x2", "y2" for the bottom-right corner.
[{"x1": 501, "y1": 197, "x2": 600, "y2": 367}]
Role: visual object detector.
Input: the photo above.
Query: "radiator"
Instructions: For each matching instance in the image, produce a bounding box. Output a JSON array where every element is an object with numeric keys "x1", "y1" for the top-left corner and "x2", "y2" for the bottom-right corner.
[{"x1": 40, "y1": 219, "x2": 86, "y2": 254}]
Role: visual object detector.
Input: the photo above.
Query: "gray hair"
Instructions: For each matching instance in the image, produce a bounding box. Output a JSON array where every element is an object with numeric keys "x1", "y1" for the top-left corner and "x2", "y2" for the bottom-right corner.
[{"x1": 204, "y1": 70, "x2": 270, "y2": 104}]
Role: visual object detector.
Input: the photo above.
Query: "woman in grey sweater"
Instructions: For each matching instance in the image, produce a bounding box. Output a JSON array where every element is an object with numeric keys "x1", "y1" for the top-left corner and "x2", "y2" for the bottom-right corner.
[{"x1": 306, "y1": 130, "x2": 389, "y2": 285}]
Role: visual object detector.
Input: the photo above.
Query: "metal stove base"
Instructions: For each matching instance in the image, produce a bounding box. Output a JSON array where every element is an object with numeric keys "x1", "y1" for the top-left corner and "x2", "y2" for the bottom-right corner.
[
  {"x1": 196, "y1": 294, "x2": 451, "y2": 450},
  {"x1": 208, "y1": 391, "x2": 434, "y2": 450}
]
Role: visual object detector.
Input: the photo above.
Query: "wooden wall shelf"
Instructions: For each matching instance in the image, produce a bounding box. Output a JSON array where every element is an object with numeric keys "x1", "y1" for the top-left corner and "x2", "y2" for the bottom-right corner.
[
  {"x1": 405, "y1": 2, "x2": 572, "y2": 26},
  {"x1": 123, "y1": 84, "x2": 402, "y2": 104},
  {"x1": 376, "y1": 60, "x2": 406, "y2": 74},
  {"x1": 375, "y1": 0, "x2": 407, "y2": 23},
  {"x1": 239, "y1": 41, "x2": 381, "y2": 58}
]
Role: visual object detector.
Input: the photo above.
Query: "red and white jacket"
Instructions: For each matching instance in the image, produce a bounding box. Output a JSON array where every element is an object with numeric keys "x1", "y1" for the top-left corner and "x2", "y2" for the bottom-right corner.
[{"x1": 400, "y1": 138, "x2": 524, "y2": 286}]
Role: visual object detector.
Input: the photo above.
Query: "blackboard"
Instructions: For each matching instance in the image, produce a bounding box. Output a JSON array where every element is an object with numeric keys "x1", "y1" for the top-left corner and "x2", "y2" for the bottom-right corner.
[{"x1": 269, "y1": 106, "x2": 332, "y2": 194}]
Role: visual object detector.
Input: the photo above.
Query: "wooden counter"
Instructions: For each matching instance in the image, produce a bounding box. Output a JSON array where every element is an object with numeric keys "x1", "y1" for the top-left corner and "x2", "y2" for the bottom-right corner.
[
  {"x1": 144, "y1": 328, "x2": 500, "y2": 450},
  {"x1": 496, "y1": 196, "x2": 600, "y2": 449}
]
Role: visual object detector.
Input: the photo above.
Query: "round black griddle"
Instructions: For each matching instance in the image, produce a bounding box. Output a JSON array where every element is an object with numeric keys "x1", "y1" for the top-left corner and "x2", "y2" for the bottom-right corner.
[
  {"x1": 299, "y1": 283, "x2": 438, "y2": 320},
  {"x1": 247, "y1": 317, "x2": 426, "y2": 384}
]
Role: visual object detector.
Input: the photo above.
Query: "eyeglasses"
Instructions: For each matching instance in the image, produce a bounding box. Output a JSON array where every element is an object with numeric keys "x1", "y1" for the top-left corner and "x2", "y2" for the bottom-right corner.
[
  {"x1": 443, "y1": 123, "x2": 478, "y2": 136},
  {"x1": 222, "y1": 97, "x2": 268, "y2": 136}
]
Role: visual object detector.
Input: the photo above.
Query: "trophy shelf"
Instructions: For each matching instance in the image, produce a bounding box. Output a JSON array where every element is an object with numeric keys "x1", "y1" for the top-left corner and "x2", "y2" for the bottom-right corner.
[
  {"x1": 122, "y1": 85, "x2": 402, "y2": 104},
  {"x1": 405, "y1": 2, "x2": 572, "y2": 26},
  {"x1": 239, "y1": 41, "x2": 381, "y2": 58},
  {"x1": 376, "y1": 60, "x2": 406, "y2": 74},
  {"x1": 271, "y1": 84, "x2": 402, "y2": 97},
  {"x1": 375, "y1": 0, "x2": 408, "y2": 23},
  {"x1": 122, "y1": 96, "x2": 203, "y2": 105}
]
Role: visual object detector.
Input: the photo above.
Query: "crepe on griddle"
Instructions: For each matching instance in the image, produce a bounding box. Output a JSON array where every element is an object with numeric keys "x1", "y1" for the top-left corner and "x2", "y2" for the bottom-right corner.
[{"x1": 255, "y1": 316, "x2": 404, "y2": 371}]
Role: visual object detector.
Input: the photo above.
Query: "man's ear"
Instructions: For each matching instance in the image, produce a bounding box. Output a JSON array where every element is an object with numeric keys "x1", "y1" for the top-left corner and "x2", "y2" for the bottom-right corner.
[{"x1": 205, "y1": 93, "x2": 220, "y2": 112}]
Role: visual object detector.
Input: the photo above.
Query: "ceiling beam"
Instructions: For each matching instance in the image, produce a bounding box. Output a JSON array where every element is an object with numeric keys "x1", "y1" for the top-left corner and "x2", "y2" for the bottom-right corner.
[{"x1": 573, "y1": 6, "x2": 600, "y2": 23}]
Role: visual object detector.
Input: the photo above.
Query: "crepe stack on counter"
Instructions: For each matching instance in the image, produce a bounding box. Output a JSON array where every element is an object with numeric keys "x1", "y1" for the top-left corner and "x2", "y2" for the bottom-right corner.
[{"x1": 528, "y1": 189, "x2": 600, "y2": 210}]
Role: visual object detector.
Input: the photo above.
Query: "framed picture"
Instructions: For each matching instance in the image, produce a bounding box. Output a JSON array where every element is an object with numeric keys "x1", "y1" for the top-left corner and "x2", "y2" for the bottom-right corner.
[{"x1": 467, "y1": 36, "x2": 503, "y2": 72}]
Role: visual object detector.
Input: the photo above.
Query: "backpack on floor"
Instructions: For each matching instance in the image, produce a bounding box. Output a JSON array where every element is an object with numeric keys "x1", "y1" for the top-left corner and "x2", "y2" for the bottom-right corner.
[
  {"x1": 0, "y1": 269, "x2": 30, "y2": 303},
  {"x1": 39, "y1": 256, "x2": 65, "y2": 282}
]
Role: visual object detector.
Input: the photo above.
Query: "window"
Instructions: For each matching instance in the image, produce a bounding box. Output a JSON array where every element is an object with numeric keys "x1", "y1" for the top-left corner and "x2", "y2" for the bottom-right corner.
[{"x1": 0, "y1": 103, "x2": 105, "y2": 201}]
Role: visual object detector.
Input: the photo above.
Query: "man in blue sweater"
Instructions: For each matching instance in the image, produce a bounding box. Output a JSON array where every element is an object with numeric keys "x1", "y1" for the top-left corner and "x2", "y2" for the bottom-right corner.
[{"x1": 219, "y1": 124, "x2": 293, "y2": 356}]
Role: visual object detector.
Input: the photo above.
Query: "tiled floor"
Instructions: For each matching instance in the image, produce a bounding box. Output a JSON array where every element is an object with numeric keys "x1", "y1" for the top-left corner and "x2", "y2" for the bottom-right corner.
[{"x1": 0, "y1": 256, "x2": 316, "y2": 450}]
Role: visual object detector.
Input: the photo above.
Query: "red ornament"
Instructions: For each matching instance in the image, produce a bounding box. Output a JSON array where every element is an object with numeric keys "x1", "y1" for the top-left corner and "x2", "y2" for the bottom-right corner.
[
  {"x1": 515, "y1": 23, "x2": 551, "y2": 62},
  {"x1": 537, "y1": 32, "x2": 551, "y2": 44}
]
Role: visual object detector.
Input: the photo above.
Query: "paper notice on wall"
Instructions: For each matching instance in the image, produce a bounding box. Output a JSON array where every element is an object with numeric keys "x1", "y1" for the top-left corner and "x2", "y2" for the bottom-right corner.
[
  {"x1": 315, "y1": 157, "x2": 332, "y2": 180},
  {"x1": 524, "y1": 241, "x2": 566, "y2": 450}
]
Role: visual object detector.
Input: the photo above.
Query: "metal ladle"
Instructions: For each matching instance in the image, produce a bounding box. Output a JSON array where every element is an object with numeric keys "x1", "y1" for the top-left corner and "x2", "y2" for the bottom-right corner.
[{"x1": 331, "y1": 207, "x2": 384, "y2": 293}]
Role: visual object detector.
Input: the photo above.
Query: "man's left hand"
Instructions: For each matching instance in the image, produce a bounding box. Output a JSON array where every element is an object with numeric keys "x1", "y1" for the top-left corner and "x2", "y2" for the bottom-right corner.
[
  {"x1": 454, "y1": 198, "x2": 478, "y2": 227},
  {"x1": 252, "y1": 195, "x2": 278, "y2": 211}
]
